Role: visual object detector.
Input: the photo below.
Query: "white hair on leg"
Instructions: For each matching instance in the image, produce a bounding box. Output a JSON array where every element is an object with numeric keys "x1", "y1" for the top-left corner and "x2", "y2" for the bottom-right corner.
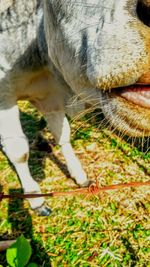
[
  {"x1": 45, "y1": 111, "x2": 89, "y2": 186},
  {"x1": 0, "y1": 105, "x2": 50, "y2": 214}
]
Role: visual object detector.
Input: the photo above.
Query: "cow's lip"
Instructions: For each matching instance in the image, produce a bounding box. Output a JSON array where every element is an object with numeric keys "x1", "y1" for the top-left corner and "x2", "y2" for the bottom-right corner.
[
  {"x1": 115, "y1": 84, "x2": 150, "y2": 109},
  {"x1": 114, "y1": 71, "x2": 150, "y2": 108}
]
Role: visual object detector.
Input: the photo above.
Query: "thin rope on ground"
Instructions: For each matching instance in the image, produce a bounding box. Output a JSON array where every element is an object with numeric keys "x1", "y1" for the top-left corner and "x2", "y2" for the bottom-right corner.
[{"x1": 0, "y1": 180, "x2": 150, "y2": 201}]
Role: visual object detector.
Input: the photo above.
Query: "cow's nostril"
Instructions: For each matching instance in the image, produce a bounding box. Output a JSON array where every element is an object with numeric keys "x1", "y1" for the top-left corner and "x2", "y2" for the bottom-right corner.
[{"x1": 137, "y1": 0, "x2": 150, "y2": 26}]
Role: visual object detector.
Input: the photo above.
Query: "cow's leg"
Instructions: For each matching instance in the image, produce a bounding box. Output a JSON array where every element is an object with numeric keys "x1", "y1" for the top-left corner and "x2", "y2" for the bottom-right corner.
[
  {"x1": 45, "y1": 111, "x2": 89, "y2": 186},
  {"x1": 0, "y1": 105, "x2": 51, "y2": 216}
]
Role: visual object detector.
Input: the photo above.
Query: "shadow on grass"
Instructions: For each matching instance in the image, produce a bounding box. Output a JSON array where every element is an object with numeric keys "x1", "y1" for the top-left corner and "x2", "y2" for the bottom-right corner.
[
  {"x1": 121, "y1": 238, "x2": 139, "y2": 267},
  {"x1": 21, "y1": 110, "x2": 71, "y2": 181},
  {"x1": 0, "y1": 188, "x2": 51, "y2": 267}
]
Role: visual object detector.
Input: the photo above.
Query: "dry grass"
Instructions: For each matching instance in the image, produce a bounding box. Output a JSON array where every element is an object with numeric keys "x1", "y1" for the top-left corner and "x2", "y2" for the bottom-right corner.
[{"x1": 0, "y1": 101, "x2": 150, "y2": 267}]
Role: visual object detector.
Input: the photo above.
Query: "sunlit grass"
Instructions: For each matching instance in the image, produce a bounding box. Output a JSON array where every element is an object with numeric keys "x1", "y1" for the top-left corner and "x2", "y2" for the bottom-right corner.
[{"x1": 0, "y1": 101, "x2": 150, "y2": 266}]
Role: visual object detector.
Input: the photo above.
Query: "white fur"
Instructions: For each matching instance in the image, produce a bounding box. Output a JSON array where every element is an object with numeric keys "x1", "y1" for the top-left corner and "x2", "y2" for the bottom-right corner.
[
  {"x1": 0, "y1": 105, "x2": 45, "y2": 209},
  {"x1": 45, "y1": 111, "x2": 88, "y2": 185}
]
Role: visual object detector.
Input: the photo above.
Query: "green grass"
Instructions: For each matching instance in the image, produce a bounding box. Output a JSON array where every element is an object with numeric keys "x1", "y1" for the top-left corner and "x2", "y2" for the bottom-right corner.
[{"x1": 0, "y1": 101, "x2": 150, "y2": 267}]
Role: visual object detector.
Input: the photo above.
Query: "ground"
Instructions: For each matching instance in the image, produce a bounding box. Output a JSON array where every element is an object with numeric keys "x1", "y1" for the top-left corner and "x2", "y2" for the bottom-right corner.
[{"x1": 0, "y1": 101, "x2": 150, "y2": 267}]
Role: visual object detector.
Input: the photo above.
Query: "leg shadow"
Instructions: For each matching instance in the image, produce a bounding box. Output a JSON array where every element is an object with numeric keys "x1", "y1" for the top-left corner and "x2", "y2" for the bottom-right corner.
[
  {"x1": 0, "y1": 188, "x2": 51, "y2": 266},
  {"x1": 21, "y1": 111, "x2": 71, "y2": 182}
]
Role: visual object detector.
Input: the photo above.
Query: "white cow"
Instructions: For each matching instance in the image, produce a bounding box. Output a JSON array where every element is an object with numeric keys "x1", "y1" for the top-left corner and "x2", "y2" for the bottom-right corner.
[{"x1": 0, "y1": 0, "x2": 150, "y2": 215}]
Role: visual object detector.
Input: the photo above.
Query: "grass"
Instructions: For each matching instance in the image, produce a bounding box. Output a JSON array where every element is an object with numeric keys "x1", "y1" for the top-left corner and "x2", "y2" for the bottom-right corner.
[{"x1": 0, "y1": 101, "x2": 150, "y2": 267}]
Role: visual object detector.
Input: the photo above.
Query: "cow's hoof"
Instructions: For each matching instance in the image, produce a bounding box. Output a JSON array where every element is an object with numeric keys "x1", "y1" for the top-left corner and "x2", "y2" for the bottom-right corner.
[
  {"x1": 34, "y1": 204, "x2": 52, "y2": 216},
  {"x1": 78, "y1": 179, "x2": 94, "y2": 188}
]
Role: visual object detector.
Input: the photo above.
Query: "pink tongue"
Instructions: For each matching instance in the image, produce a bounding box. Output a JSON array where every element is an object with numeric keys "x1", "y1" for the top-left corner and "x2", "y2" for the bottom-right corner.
[{"x1": 119, "y1": 86, "x2": 150, "y2": 108}]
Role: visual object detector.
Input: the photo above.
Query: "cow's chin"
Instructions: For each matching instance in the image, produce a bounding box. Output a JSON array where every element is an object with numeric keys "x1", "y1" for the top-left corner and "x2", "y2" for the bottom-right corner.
[{"x1": 100, "y1": 84, "x2": 150, "y2": 137}]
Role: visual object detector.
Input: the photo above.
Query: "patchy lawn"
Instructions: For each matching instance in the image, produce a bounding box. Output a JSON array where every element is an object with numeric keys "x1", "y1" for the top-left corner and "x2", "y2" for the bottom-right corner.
[{"x1": 0, "y1": 101, "x2": 150, "y2": 267}]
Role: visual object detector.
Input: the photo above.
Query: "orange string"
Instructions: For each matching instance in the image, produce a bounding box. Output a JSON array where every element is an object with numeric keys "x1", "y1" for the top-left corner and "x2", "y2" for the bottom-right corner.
[{"x1": 0, "y1": 181, "x2": 149, "y2": 200}]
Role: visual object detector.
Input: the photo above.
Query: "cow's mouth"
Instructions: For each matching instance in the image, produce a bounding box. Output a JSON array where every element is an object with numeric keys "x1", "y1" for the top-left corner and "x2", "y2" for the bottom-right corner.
[
  {"x1": 115, "y1": 72, "x2": 150, "y2": 108},
  {"x1": 99, "y1": 72, "x2": 150, "y2": 137},
  {"x1": 117, "y1": 84, "x2": 150, "y2": 109}
]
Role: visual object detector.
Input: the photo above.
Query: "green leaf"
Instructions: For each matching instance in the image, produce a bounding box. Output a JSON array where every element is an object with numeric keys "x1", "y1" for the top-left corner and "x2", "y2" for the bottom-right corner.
[
  {"x1": 27, "y1": 264, "x2": 38, "y2": 267},
  {"x1": 6, "y1": 235, "x2": 32, "y2": 267},
  {"x1": 6, "y1": 245, "x2": 17, "y2": 267}
]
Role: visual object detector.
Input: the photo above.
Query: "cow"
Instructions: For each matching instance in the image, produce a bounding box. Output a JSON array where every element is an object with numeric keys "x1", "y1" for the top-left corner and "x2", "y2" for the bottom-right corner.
[{"x1": 0, "y1": 0, "x2": 150, "y2": 215}]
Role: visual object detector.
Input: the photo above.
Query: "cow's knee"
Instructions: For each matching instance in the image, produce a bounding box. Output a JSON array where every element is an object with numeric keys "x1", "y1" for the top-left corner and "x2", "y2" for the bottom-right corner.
[{"x1": 1, "y1": 135, "x2": 29, "y2": 164}]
